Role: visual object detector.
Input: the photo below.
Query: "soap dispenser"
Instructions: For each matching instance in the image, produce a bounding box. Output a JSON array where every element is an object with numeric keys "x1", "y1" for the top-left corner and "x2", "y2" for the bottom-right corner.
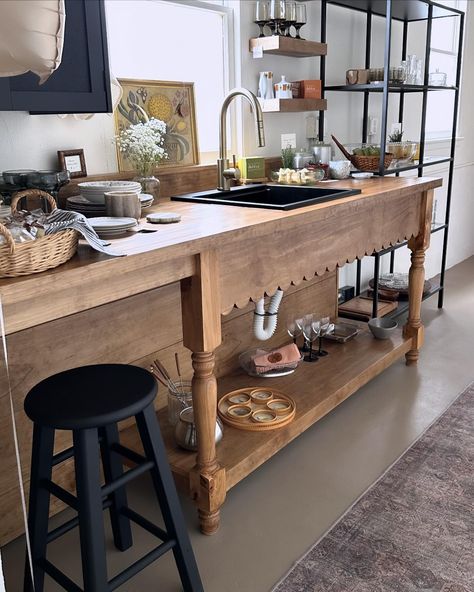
[{"x1": 274, "y1": 75, "x2": 292, "y2": 99}]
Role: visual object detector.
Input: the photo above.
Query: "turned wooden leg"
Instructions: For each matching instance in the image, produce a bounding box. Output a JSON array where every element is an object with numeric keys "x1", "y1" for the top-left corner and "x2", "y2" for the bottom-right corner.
[
  {"x1": 181, "y1": 250, "x2": 225, "y2": 535},
  {"x1": 403, "y1": 240, "x2": 426, "y2": 365},
  {"x1": 403, "y1": 189, "x2": 433, "y2": 366},
  {"x1": 189, "y1": 351, "x2": 226, "y2": 535}
]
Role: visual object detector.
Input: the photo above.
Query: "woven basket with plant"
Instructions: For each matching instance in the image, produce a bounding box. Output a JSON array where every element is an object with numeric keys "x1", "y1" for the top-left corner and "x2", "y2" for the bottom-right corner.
[
  {"x1": 0, "y1": 189, "x2": 79, "y2": 278},
  {"x1": 331, "y1": 135, "x2": 393, "y2": 172}
]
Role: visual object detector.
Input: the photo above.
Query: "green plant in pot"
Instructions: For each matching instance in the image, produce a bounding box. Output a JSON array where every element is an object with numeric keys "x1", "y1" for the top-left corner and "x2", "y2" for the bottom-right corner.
[
  {"x1": 281, "y1": 146, "x2": 296, "y2": 169},
  {"x1": 387, "y1": 129, "x2": 417, "y2": 162}
]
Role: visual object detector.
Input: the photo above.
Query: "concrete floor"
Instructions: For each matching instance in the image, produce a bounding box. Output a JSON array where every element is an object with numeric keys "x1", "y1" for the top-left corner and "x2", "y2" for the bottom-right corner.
[{"x1": 3, "y1": 256, "x2": 474, "y2": 592}]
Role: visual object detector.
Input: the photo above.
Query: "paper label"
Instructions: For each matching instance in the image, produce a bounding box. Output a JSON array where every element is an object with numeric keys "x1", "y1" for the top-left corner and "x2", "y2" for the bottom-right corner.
[{"x1": 252, "y1": 46, "x2": 263, "y2": 59}]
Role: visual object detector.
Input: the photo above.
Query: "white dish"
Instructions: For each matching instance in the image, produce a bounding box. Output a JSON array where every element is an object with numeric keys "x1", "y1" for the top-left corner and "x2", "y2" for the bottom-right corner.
[
  {"x1": 88, "y1": 216, "x2": 137, "y2": 229},
  {"x1": 352, "y1": 172, "x2": 374, "y2": 179},
  {"x1": 78, "y1": 181, "x2": 142, "y2": 204},
  {"x1": 238, "y1": 348, "x2": 301, "y2": 378}
]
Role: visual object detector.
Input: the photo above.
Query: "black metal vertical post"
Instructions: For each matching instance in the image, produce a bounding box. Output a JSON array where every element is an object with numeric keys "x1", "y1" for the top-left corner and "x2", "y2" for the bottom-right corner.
[
  {"x1": 319, "y1": 0, "x2": 327, "y2": 141},
  {"x1": 397, "y1": 20, "x2": 408, "y2": 126},
  {"x1": 438, "y1": 11, "x2": 464, "y2": 308},
  {"x1": 362, "y1": 10, "x2": 372, "y2": 144},
  {"x1": 372, "y1": 253, "x2": 380, "y2": 318},
  {"x1": 356, "y1": 259, "x2": 361, "y2": 296},
  {"x1": 390, "y1": 250, "x2": 395, "y2": 273},
  {"x1": 378, "y1": 0, "x2": 392, "y2": 176},
  {"x1": 417, "y1": 4, "x2": 433, "y2": 177}
]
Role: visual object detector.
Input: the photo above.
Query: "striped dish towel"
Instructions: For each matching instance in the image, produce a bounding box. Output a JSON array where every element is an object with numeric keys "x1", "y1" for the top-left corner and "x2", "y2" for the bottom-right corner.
[{"x1": 44, "y1": 209, "x2": 124, "y2": 256}]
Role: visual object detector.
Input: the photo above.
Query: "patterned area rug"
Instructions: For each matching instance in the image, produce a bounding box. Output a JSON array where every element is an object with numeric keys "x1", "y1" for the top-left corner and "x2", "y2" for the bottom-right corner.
[{"x1": 273, "y1": 383, "x2": 474, "y2": 592}]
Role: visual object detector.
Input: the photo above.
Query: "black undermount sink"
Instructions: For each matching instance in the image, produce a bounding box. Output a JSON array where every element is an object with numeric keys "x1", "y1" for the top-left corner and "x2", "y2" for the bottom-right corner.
[{"x1": 171, "y1": 184, "x2": 361, "y2": 211}]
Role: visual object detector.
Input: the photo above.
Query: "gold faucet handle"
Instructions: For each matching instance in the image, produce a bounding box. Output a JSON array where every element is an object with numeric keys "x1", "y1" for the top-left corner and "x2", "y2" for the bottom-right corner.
[{"x1": 223, "y1": 155, "x2": 241, "y2": 182}]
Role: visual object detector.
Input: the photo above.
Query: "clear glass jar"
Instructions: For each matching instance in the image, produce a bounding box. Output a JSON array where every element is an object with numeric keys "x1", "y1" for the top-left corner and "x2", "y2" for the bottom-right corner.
[{"x1": 167, "y1": 379, "x2": 193, "y2": 426}]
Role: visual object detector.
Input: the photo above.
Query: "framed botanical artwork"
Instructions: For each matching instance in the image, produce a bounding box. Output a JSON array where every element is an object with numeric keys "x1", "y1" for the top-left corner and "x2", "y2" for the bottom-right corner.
[
  {"x1": 57, "y1": 149, "x2": 87, "y2": 178},
  {"x1": 115, "y1": 79, "x2": 199, "y2": 171}
]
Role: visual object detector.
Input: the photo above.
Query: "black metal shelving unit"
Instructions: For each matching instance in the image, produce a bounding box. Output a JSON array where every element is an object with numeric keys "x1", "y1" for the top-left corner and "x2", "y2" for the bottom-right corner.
[{"x1": 318, "y1": 0, "x2": 465, "y2": 318}]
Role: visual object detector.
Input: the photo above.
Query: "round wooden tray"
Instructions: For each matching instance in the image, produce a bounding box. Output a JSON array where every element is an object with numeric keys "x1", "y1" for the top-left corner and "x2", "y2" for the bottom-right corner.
[{"x1": 218, "y1": 387, "x2": 296, "y2": 432}]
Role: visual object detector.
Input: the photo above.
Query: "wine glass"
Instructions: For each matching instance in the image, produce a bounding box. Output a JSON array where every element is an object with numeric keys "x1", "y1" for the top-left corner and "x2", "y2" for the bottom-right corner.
[
  {"x1": 294, "y1": 3, "x2": 307, "y2": 39},
  {"x1": 297, "y1": 314, "x2": 312, "y2": 352},
  {"x1": 287, "y1": 317, "x2": 303, "y2": 345},
  {"x1": 255, "y1": 1, "x2": 270, "y2": 38},
  {"x1": 284, "y1": 1, "x2": 296, "y2": 37},
  {"x1": 269, "y1": 0, "x2": 286, "y2": 36},
  {"x1": 317, "y1": 316, "x2": 331, "y2": 357},
  {"x1": 303, "y1": 319, "x2": 320, "y2": 362}
]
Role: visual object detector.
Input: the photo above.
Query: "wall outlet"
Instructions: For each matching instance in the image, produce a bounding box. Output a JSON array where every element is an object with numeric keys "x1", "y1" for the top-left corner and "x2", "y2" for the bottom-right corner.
[
  {"x1": 305, "y1": 115, "x2": 317, "y2": 139},
  {"x1": 369, "y1": 116, "x2": 378, "y2": 136},
  {"x1": 390, "y1": 122, "x2": 402, "y2": 136},
  {"x1": 281, "y1": 133, "x2": 296, "y2": 149}
]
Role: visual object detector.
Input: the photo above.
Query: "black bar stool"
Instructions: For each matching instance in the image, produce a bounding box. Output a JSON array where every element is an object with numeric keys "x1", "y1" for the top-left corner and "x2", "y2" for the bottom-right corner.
[{"x1": 23, "y1": 363, "x2": 203, "y2": 592}]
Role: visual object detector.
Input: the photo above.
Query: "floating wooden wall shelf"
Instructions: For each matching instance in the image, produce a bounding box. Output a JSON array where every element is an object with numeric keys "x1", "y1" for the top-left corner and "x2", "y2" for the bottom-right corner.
[
  {"x1": 249, "y1": 36, "x2": 327, "y2": 57},
  {"x1": 258, "y1": 97, "x2": 327, "y2": 113}
]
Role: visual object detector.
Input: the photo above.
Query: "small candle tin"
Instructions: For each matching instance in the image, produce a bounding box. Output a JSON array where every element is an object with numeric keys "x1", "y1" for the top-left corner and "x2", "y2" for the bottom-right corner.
[
  {"x1": 251, "y1": 409, "x2": 277, "y2": 423},
  {"x1": 250, "y1": 389, "x2": 274, "y2": 405},
  {"x1": 227, "y1": 404, "x2": 252, "y2": 420},
  {"x1": 267, "y1": 399, "x2": 292, "y2": 415}
]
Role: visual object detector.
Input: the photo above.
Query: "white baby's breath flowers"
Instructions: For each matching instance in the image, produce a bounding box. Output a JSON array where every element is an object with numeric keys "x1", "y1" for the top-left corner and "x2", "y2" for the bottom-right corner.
[{"x1": 115, "y1": 118, "x2": 168, "y2": 176}]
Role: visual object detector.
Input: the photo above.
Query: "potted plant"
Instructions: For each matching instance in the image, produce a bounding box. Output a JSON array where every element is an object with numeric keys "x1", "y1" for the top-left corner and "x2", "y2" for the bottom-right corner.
[
  {"x1": 115, "y1": 118, "x2": 168, "y2": 201},
  {"x1": 387, "y1": 129, "x2": 417, "y2": 163}
]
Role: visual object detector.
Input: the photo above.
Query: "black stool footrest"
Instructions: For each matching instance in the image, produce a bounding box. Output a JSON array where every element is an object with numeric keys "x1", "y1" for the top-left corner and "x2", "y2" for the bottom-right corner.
[
  {"x1": 39, "y1": 558, "x2": 82, "y2": 592},
  {"x1": 121, "y1": 506, "x2": 169, "y2": 541},
  {"x1": 111, "y1": 442, "x2": 147, "y2": 465},
  {"x1": 43, "y1": 479, "x2": 78, "y2": 511},
  {"x1": 101, "y1": 460, "x2": 153, "y2": 497},
  {"x1": 47, "y1": 499, "x2": 113, "y2": 544},
  {"x1": 109, "y1": 539, "x2": 176, "y2": 591},
  {"x1": 46, "y1": 516, "x2": 79, "y2": 544},
  {"x1": 51, "y1": 446, "x2": 75, "y2": 467}
]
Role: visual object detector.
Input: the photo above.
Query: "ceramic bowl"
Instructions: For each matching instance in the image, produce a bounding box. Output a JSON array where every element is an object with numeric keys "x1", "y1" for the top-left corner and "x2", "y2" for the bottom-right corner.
[
  {"x1": 78, "y1": 181, "x2": 142, "y2": 204},
  {"x1": 368, "y1": 317, "x2": 398, "y2": 339},
  {"x1": 329, "y1": 160, "x2": 351, "y2": 180}
]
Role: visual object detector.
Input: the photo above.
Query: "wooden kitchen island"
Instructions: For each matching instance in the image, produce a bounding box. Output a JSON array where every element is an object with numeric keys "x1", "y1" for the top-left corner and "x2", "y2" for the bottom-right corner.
[{"x1": 0, "y1": 176, "x2": 441, "y2": 544}]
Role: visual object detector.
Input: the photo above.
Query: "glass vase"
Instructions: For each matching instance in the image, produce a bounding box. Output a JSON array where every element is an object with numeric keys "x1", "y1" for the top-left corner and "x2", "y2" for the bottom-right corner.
[{"x1": 133, "y1": 173, "x2": 160, "y2": 203}]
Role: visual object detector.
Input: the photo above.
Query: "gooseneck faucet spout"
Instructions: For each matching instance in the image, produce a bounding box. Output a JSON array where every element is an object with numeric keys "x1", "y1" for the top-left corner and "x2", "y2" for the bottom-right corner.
[{"x1": 217, "y1": 87, "x2": 265, "y2": 191}]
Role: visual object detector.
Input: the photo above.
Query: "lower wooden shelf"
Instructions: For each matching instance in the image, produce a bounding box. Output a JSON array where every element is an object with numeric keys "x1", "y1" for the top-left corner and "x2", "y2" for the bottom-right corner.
[
  {"x1": 120, "y1": 323, "x2": 412, "y2": 492},
  {"x1": 258, "y1": 97, "x2": 327, "y2": 113}
]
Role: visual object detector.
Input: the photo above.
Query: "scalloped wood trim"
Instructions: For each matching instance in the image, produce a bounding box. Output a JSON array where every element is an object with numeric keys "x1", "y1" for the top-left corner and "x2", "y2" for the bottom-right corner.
[{"x1": 219, "y1": 189, "x2": 422, "y2": 315}]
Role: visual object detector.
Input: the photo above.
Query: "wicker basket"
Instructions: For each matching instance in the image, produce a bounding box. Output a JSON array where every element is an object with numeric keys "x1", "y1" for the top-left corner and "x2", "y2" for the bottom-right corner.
[
  {"x1": 331, "y1": 135, "x2": 393, "y2": 172},
  {"x1": 0, "y1": 190, "x2": 79, "y2": 278}
]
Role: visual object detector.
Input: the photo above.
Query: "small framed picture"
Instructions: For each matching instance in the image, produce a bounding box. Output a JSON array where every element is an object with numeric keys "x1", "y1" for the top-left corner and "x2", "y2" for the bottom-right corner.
[{"x1": 57, "y1": 149, "x2": 87, "y2": 178}]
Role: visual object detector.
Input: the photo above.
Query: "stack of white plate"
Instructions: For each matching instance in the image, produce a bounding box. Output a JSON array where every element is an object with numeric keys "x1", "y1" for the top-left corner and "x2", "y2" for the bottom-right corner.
[
  {"x1": 88, "y1": 217, "x2": 137, "y2": 239},
  {"x1": 0, "y1": 205, "x2": 11, "y2": 219},
  {"x1": 66, "y1": 195, "x2": 106, "y2": 216},
  {"x1": 140, "y1": 194, "x2": 154, "y2": 208},
  {"x1": 77, "y1": 180, "x2": 142, "y2": 204},
  {"x1": 67, "y1": 194, "x2": 154, "y2": 217}
]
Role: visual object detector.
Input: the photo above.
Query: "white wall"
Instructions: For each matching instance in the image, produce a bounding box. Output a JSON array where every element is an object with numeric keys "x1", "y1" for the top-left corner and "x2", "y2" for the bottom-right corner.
[{"x1": 0, "y1": 0, "x2": 472, "y2": 281}]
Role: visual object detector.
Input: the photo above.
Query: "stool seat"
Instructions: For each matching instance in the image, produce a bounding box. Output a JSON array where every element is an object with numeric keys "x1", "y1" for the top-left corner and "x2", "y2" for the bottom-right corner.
[{"x1": 24, "y1": 364, "x2": 157, "y2": 429}]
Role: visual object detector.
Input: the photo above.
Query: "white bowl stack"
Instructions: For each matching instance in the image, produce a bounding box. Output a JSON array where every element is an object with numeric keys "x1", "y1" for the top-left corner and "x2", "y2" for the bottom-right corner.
[{"x1": 77, "y1": 180, "x2": 142, "y2": 204}]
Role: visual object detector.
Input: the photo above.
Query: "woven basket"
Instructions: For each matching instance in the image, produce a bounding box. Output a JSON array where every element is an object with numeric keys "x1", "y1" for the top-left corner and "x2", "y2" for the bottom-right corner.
[
  {"x1": 0, "y1": 190, "x2": 79, "y2": 278},
  {"x1": 331, "y1": 135, "x2": 393, "y2": 172}
]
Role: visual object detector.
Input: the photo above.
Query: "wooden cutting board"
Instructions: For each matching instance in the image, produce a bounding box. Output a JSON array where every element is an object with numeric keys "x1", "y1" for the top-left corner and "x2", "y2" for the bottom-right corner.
[{"x1": 338, "y1": 296, "x2": 398, "y2": 320}]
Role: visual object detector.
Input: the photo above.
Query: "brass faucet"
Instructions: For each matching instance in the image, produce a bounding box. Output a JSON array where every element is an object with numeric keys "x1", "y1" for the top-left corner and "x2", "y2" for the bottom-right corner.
[{"x1": 217, "y1": 87, "x2": 265, "y2": 191}]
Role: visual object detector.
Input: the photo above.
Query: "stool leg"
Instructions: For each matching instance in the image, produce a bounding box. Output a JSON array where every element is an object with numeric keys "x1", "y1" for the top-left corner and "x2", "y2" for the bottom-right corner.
[
  {"x1": 136, "y1": 405, "x2": 204, "y2": 592},
  {"x1": 73, "y1": 428, "x2": 108, "y2": 592},
  {"x1": 24, "y1": 425, "x2": 55, "y2": 592},
  {"x1": 99, "y1": 424, "x2": 133, "y2": 551}
]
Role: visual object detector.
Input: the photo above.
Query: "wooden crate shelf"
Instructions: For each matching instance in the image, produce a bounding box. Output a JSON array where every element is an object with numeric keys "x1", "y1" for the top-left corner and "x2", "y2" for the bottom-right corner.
[
  {"x1": 258, "y1": 97, "x2": 327, "y2": 112},
  {"x1": 249, "y1": 36, "x2": 327, "y2": 57},
  {"x1": 120, "y1": 323, "x2": 412, "y2": 493}
]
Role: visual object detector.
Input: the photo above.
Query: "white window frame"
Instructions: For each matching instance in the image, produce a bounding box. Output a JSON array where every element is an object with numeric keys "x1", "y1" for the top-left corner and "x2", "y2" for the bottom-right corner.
[
  {"x1": 427, "y1": 0, "x2": 466, "y2": 140},
  {"x1": 158, "y1": 0, "x2": 237, "y2": 162}
]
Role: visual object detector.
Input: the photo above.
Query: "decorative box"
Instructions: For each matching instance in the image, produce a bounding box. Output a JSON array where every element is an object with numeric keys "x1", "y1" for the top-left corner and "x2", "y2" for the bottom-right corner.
[
  {"x1": 238, "y1": 156, "x2": 265, "y2": 180},
  {"x1": 291, "y1": 80, "x2": 322, "y2": 99}
]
